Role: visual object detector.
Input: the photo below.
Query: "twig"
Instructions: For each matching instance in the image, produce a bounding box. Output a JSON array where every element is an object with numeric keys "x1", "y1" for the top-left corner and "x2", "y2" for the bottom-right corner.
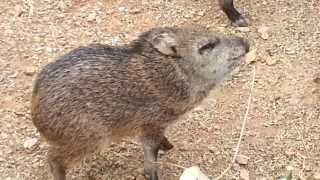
[
  {"x1": 213, "y1": 65, "x2": 256, "y2": 180},
  {"x1": 25, "y1": 0, "x2": 34, "y2": 20}
]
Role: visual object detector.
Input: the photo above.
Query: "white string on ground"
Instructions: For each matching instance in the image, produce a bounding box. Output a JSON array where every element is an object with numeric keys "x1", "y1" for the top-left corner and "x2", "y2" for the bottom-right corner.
[{"x1": 213, "y1": 65, "x2": 256, "y2": 180}]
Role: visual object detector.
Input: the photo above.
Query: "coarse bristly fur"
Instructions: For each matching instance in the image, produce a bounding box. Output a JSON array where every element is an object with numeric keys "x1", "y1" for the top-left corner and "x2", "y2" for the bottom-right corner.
[{"x1": 31, "y1": 26, "x2": 249, "y2": 180}]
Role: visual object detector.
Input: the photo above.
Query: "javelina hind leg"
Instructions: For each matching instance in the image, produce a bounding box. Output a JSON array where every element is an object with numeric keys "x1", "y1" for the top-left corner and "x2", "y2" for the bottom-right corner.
[
  {"x1": 141, "y1": 126, "x2": 173, "y2": 180},
  {"x1": 218, "y1": 0, "x2": 248, "y2": 27},
  {"x1": 48, "y1": 147, "x2": 67, "y2": 180},
  {"x1": 48, "y1": 144, "x2": 96, "y2": 180}
]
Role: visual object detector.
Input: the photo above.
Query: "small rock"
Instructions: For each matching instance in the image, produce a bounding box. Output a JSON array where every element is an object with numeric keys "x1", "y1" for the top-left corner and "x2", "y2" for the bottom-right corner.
[
  {"x1": 118, "y1": 6, "x2": 128, "y2": 13},
  {"x1": 8, "y1": 72, "x2": 17, "y2": 78},
  {"x1": 179, "y1": 166, "x2": 210, "y2": 180},
  {"x1": 14, "y1": 5, "x2": 24, "y2": 17},
  {"x1": 286, "y1": 166, "x2": 294, "y2": 171},
  {"x1": 208, "y1": 146, "x2": 220, "y2": 154},
  {"x1": 58, "y1": 1, "x2": 67, "y2": 11},
  {"x1": 314, "y1": 172, "x2": 320, "y2": 180},
  {"x1": 87, "y1": 12, "x2": 97, "y2": 22},
  {"x1": 236, "y1": 155, "x2": 249, "y2": 165},
  {"x1": 24, "y1": 67, "x2": 36, "y2": 76},
  {"x1": 278, "y1": 178, "x2": 287, "y2": 180},
  {"x1": 111, "y1": 36, "x2": 122, "y2": 45},
  {"x1": 285, "y1": 149, "x2": 295, "y2": 156},
  {"x1": 137, "y1": 167, "x2": 144, "y2": 175},
  {"x1": 304, "y1": 164, "x2": 312, "y2": 172},
  {"x1": 240, "y1": 169, "x2": 250, "y2": 180},
  {"x1": 232, "y1": 163, "x2": 241, "y2": 171},
  {"x1": 23, "y1": 138, "x2": 38, "y2": 149},
  {"x1": 193, "y1": 106, "x2": 204, "y2": 112},
  {"x1": 313, "y1": 74, "x2": 320, "y2": 84},
  {"x1": 129, "y1": 8, "x2": 141, "y2": 14},
  {"x1": 0, "y1": 131, "x2": 9, "y2": 139},
  {"x1": 245, "y1": 49, "x2": 257, "y2": 65},
  {"x1": 257, "y1": 26, "x2": 269, "y2": 40},
  {"x1": 285, "y1": 47, "x2": 296, "y2": 55},
  {"x1": 135, "y1": 175, "x2": 145, "y2": 180},
  {"x1": 46, "y1": 47, "x2": 54, "y2": 53},
  {"x1": 264, "y1": 54, "x2": 277, "y2": 66},
  {"x1": 236, "y1": 27, "x2": 250, "y2": 32},
  {"x1": 197, "y1": 11, "x2": 205, "y2": 17}
]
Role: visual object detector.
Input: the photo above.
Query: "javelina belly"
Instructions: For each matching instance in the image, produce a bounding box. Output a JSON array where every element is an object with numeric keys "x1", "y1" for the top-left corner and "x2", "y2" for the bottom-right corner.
[{"x1": 31, "y1": 26, "x2": 249, "y2": 180}]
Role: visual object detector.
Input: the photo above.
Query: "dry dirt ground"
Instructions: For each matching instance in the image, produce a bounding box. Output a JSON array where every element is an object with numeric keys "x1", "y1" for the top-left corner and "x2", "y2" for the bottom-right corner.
[{"x1": 0, "y1": 0, "x2": 319, "y2": 179}]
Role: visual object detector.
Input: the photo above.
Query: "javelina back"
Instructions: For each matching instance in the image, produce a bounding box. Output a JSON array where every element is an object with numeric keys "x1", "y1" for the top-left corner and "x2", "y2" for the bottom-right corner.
[{"x1": 31, "y1": 26, "x2": 249, "y2": 180}]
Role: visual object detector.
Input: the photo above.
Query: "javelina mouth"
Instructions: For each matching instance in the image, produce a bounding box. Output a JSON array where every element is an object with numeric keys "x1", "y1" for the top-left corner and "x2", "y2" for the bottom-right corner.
[{"x1": 228, "y1": 54, "x2": 246, "y2": 74}]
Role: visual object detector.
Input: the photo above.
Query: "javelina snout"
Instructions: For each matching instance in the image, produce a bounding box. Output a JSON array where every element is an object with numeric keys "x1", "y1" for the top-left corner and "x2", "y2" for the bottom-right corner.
[{"x1": 31, "y1": 26, "x2": 249, "y2": 180}]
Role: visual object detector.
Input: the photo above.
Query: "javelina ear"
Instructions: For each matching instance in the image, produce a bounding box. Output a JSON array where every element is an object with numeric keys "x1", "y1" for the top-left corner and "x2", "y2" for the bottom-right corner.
[{"x1": 151, "y1": 32, "x2": 178, "y2": 56}]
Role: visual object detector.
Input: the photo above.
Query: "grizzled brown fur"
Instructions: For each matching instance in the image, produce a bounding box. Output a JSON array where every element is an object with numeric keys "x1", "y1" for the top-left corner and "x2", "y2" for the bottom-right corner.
[{"x1": 31, "y1": 26, "x2": 249, "y2": 180}]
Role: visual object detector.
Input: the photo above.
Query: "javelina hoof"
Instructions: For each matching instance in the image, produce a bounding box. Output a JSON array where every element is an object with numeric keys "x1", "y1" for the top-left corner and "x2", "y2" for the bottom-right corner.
[
  {"x1": 145, "y1": 172, "x2": 159, "y2": 180},
  {"x1": 48, "y1": 156, "x2": 66, "y2": 180},
  {"x1": 232, "y1": 15, "x2": 249, "y2": 27}
]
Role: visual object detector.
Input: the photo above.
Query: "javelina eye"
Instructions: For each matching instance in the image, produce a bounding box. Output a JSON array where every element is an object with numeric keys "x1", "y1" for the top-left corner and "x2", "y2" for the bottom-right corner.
[{"x1": 198, "y1": 38, "x2": 220, "y2": 55}]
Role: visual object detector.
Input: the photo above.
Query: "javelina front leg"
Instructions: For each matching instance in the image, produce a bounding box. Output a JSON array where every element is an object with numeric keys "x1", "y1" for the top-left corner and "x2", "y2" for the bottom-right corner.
[
  {"x1": 141, "y1": 127, "x2": 173, "y2": 180},
  {"x1": 218, "y1": 0, "x2": 248, "y2": 27},
  {"x1": 49, "y1": 158, "x2": 66, "y2": 180}
]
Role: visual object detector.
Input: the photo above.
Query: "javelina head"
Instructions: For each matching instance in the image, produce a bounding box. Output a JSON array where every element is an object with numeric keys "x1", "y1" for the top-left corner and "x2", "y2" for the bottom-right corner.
[{"x1": 140, "y1": 26, "x2": 249, "y2": 84}]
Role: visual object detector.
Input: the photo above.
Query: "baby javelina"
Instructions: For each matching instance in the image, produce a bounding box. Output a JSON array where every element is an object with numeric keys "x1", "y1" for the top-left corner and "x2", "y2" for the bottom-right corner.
[{"x1": 31, "y1": 26, "x2": 249, "y2": 180}]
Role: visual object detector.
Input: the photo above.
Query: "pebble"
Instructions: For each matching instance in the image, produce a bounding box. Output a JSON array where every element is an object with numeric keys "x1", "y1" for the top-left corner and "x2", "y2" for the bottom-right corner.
[
  {"x1": 135, "y1": 175, "x2": 145, "y2": 180},
  {"x1": 286, "y1": 166, "x2": 294, "y2": 171},
  {"x1": 314, "y1": 172, "x2": 320, "y2": 180},
  {"x1": 304, "y1": 164, "x2": 312, "y2": 172},
  {"x1": 258, "y1": 26, "x2": 269, "y2": 40},
  {"x1": 24, "y1": 67, "x2": 36, "y2": 76},
  {"x1": 265, "y1": 54, "x2": 277, "y2": 66},
  {"x1": 0, "y1": 132, "x2": 9, "y2": 139},
  {"x1": 232, "y1": 163, "x2": 241, "y2": 171},
  {"x1": 240, "y1": 169, "x2": 250, "y2": 180},
  {"x1": 245, "y1": 49, "x2": 257, "y2": 65},
  {"x1": 197, "y1": 11, "x2": 205, "y2": 17},
  {"x1": 111, "y1": 36, "x2": 122, "y2": 45},
  {"x1": 118, "y1": 6, "x2": 128, "y2": 13},
  {"x1": 236, "y1": 155, "x2": 249, "y2": 165},
  {"x1": 87, "y1": 12, "x2": 97, "y2": 22},
  {"x1": 129, "y1": 8, "x2": 141, "y2": 14},
  {"x1": 23, "y1": 138, "x2": 38, "y2": 149},
  {"x1": 313, "y1": 74, "x2": 320, "y2": 84},
  {"x1": 285, "y1": 47, "x2": 296, "y2": 55},
  {"x1": 14, "y1": 5, "x2": 24, "y2": 17},
  {"x1": 236, "y1": 27, "x2": 250, "y2": 32}
]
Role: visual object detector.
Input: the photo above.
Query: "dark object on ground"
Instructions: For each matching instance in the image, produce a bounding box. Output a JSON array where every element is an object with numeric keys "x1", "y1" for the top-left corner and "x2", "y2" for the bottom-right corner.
[{"x1": 218, "y1": 0, "x2": 249, "y2": 27}]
